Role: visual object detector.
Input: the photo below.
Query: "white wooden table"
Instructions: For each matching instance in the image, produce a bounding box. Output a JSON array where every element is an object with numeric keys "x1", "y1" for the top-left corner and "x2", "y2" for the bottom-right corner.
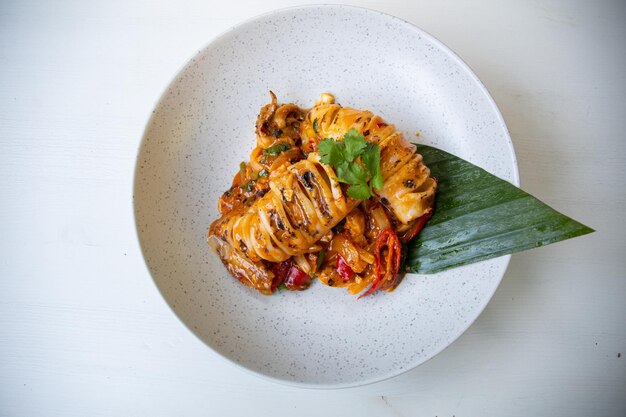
[{"x1": 2, "y1": 1, "x2": 624, "y2": 415}]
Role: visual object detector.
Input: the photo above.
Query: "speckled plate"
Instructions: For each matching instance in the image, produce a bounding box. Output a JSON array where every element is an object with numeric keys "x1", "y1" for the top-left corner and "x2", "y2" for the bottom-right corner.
[{"x1": 134, "y1": 5, "x2": 518, "y2": 388}]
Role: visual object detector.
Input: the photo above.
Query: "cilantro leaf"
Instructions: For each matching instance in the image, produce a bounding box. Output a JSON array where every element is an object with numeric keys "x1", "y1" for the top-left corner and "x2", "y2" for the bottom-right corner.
[
  {"x1": 317, "y1": 129, "x2": 383, "y2": 200},
  {"x1": 318, "y1": 138, "x2": 343, "y2": 166},
  {"x1": 347, "y1": 183, "x2": 371, "y2": 199},
  {"x1": 363, "y1": 143, "x2": 383, "y2": 190},
  {"x1": 342, "y1": 128, "x2": 367, "y2": 162},
  {"x1": 336, "y1": 161, "x2": 367, "y2": 185}
]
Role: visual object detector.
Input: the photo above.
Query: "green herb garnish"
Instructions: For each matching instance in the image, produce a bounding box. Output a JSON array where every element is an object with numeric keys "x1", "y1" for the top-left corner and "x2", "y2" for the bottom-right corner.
[
  {"x1": 313, "y1": 118, "x2": 319, "y2": 133},
  {"x1": 318, "y1": 128, "x2": 383, "y2": 199},
  {"x1": 316, "y1": 249, "x2": 326, "y2": 269},
  {"x1": 239, "y1": 161, "x2": 246, "y2": 173},
  {"x1": 241, "y1": 181, "x2": 255, "y2": 192},
  {"x1": 362, "y1": 143, "x2": 383, "y2": 190},
  {"x1": 258, "y1": 169, "x2": 269, "y2": 178},
  {"x1": 263, "y1": 141, "x2": 291, "y2": 156}
]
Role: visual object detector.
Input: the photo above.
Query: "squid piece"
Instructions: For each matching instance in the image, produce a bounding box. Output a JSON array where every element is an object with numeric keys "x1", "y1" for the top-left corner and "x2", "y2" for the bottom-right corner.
[
  {"x1": 255, "y1": 91, "x2": 305, "y2": 150},
  {"x1": 210, "y1": 153, "x2": 359, "y2": 264},
  {"x1": 208, "y1": 233, "x2": 277, "y2": 294},
  {"x1": 218, "y1": 92, "x2": 306, "y2": 215},
  {"x1": 300, "y1": 94, "x2": 437, "y2": 225}
]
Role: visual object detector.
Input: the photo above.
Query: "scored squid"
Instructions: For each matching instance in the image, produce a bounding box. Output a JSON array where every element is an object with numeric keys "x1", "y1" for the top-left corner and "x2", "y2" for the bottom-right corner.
[
  {"x1": 300, "y1": 93, "x2": 437, "y2": 227},
  {"x1": 209, "y1": 152, "x2": 360, "y2": 293},
  {"x1": 210, "y1": 153, "x2": 358, "y2": 263}
]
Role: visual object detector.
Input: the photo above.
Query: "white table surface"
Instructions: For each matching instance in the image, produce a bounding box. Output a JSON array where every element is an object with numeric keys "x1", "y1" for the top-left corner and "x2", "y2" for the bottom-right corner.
[{"x1": 2, "y1": 0, "x2": 625, "y2": 415}]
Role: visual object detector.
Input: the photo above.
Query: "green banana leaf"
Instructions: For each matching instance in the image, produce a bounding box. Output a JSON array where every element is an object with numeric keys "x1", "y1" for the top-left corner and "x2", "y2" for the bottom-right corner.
[{"x1": 405, "y1": 145, "x2": 594, "y2": 274}]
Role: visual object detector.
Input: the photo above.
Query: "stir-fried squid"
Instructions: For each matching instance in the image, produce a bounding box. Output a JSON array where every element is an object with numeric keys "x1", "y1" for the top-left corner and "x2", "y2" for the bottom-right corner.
[{"x1": 208, "y1": 93, "x2": 437, "y2": 297}]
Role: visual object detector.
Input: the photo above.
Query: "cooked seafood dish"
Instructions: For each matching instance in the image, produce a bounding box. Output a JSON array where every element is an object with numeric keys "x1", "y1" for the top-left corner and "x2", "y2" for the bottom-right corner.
[{"x1": 208, "y1": 93, "x2": 436, "y2": 297}]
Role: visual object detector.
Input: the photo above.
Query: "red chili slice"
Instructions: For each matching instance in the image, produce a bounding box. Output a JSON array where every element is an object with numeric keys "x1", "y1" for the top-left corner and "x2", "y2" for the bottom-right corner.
[
  {"x1": 398, "y1": 210, "x2": 433, "y2": 244},
  {"x1": 284, "y1": 264, "x2": 311, "y2": 289},
  {"x1": 359, "y1": 228, "x2": 402, "y2": 298},
  {"x1": 336, "y1": 255, "x2": 355, "y2": 282},
  {"x1": 272, "y1": 260, "x2": 312, "y2": 291},
  {"x1": 271, "y1": 261, "x2": 289, "y2": 291}
]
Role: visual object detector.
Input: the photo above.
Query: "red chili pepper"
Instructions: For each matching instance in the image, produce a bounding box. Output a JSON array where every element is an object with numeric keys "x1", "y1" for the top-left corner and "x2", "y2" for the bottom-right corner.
[
  {"x1": 399, "y1": 210, "x2": 433, "y2": 244},
  {"x1": 284, "y1": 264, "x2": 311, "y2": 289},
  {"x1": 336, "y1": 255, "x2": 355, "y2": 282},
  {"x1": 272, "y1": 260, "x2": 311, "y2": 291},
  {"x1": 359, "y1": 228, "x2": 402, "y2": 298},
  {"x1": 271, "y1": 261, "x2": 289, "y2": 291}
]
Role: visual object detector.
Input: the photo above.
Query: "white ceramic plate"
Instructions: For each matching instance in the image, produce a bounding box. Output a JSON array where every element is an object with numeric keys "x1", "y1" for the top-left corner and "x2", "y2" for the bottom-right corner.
[{"x1": 134, "y1": 5, "x2": 518, "y2": 388}]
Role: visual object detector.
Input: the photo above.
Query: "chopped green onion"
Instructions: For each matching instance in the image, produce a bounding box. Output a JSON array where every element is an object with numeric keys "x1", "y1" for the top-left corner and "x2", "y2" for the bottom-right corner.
[
  {"x1": 263, "y1": 142, "x2": 291, "y2": 156},
  {"x1": 316, "y1": 249, "x2": 326, "y2": 269}
]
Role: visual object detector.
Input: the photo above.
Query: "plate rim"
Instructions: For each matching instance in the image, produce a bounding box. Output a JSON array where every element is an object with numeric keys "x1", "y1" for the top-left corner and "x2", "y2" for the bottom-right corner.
[{"x1": 133, "y1": 4, "x2": 519, "y2": 389}]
